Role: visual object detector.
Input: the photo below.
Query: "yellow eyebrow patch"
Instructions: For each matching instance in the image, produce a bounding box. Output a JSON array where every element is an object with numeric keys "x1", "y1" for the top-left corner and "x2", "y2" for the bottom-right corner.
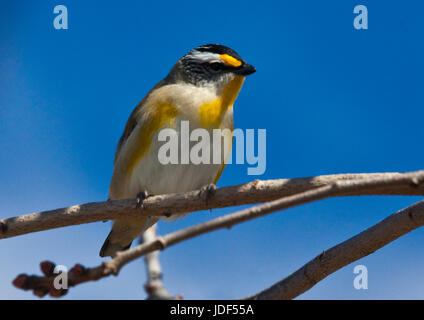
[{"x1": 219, "y1": 54, "x2": 242, "y2": 67}]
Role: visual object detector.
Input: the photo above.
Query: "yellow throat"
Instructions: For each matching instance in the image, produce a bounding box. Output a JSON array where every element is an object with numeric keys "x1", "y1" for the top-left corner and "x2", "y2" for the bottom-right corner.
[{"x1": 198, "y1": 75, "x2": 245, "y2": 128}]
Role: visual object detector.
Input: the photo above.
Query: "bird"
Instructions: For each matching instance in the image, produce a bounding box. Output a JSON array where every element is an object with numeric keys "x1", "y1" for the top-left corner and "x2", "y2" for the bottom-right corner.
[{"x1": 100, "y1": 44, "x2": 256, "y2": 257}]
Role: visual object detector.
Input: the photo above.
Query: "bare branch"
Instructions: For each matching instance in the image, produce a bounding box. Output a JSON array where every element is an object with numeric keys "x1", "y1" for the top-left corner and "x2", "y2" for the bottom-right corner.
[
  {"x1": 12, "y1": 171, "x2": 424, "y2": 297},
  {"x1": 12, "y1": 261, "x2": 110, "y2": 298},
  {"x1": 141, "y1": 225, "x2": 182, "y2": 300},
  {"x1": 243, "y1": 200, "x2": 424, "y2": 300},
  {"x1": 2, "y1": 170, "x2": 424, "y2": 240}
]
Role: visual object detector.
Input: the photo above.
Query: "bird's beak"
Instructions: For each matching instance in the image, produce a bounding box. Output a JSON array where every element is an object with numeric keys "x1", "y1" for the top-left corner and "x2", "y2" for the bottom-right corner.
[{"x1": 234, "y1": 63, "x2": 256, "y2": 76}]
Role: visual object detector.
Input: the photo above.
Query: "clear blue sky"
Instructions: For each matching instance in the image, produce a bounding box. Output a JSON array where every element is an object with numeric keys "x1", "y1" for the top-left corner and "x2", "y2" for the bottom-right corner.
[{"x1": 1, "y1": 1, "x2": 423, "y2": 299}]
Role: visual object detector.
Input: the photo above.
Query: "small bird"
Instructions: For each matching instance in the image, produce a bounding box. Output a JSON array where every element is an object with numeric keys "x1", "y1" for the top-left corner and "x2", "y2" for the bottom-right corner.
[{"x1": 100, "y1": 44, "x2": 256, "y2": 257}]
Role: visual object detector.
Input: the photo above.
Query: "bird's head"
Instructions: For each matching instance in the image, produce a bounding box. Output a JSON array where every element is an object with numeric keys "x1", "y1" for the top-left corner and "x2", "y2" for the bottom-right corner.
[{"x1": 167, "y1": 44, "x2": 256, "y2": 90}]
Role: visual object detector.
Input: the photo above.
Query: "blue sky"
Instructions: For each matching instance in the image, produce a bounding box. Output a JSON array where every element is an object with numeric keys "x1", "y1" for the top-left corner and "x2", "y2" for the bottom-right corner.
[{"x1": 1, "y1": 0, "x2": 423, "y2": 299}]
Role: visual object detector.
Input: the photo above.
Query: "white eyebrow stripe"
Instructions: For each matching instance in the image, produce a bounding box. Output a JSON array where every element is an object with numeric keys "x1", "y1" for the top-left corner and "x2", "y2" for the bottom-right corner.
[{"x1": 185, "y1": 50, "x2": 222, "y2": 63}]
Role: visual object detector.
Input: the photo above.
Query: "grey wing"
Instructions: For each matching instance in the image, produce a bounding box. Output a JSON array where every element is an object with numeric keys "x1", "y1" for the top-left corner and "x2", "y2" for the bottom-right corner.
[
  {"x1": 113, "y1": 80, "x2": 167, "y2": 164},
  {"x1": 113, "y1": 101, "x2": 143, "y2": 164}
]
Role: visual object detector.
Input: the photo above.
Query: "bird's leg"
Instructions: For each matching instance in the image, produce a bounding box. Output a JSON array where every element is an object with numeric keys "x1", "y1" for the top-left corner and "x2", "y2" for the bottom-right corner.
[
  {"x1": 199, "y1": 183, "x2": 216, "y2": 207},
  {"x1": 136, "y1": 190, "x2": 150, "y2": 209}
]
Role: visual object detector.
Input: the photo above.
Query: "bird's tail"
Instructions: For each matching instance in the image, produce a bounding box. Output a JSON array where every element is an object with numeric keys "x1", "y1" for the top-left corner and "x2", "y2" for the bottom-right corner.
[{"x1": 99, "y1": 217, "x2": 159, "y2": 258}]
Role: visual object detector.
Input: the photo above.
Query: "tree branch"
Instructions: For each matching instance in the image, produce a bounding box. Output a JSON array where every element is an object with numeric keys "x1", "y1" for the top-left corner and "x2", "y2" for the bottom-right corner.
[
  {"x1": 141, "y1": 225, "x2": 182, "y2": 300},
  {"x1": 2, "y1": 170, "x2": 424, "y2": 240},
  {"x1": 12, "y1": 171, "x2": 424, "y2": 297},
  {"x1": 244, "y1": 199, "x2": 424, "y2": 300}
]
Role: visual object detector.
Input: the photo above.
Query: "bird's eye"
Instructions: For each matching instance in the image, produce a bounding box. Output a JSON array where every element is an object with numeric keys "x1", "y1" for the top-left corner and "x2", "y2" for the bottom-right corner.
[{"x1": 209, "y1": 62, "x2": 222, "y2": 72}]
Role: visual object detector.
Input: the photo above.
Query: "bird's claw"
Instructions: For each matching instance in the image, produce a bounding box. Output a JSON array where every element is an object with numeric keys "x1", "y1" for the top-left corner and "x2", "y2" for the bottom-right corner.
[
  {"x1": 199, "y1": 183, "x2": 216, "y2": 206},
  {"x1": 136, "y1": 190, "x2": 150, "y2": 209}
]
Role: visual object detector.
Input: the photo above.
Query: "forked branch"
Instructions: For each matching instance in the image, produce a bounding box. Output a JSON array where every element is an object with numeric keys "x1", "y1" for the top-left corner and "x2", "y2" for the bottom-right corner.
[{"x1": 11, "y1": 171, "x2": 424, "y2": 298}]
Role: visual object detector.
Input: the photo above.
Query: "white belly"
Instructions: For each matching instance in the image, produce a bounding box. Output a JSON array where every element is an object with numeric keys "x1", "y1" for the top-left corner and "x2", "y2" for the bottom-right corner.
[{"x1": 128, "y1": 114, "x2": 232, "y2": 197}]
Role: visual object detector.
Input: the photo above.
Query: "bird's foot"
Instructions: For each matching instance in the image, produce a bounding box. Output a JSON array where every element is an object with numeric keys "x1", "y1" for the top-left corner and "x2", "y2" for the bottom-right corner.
[
  {"x1": 199, "y1": 183, "x2": 216, "y2": 206},
  {"x1": 136, "y1": 190, "x2": 150, "y2": 209}
]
